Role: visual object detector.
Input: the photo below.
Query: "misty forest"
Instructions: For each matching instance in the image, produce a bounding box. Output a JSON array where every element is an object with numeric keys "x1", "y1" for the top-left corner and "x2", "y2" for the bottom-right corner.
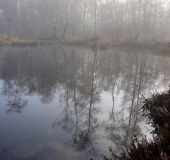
[
  {"x1": 0, "y1": 0, "x2": 170, "y2": 40},
  {"x1": 0, "y1": 0, "x2": 170, "y2": 160}
]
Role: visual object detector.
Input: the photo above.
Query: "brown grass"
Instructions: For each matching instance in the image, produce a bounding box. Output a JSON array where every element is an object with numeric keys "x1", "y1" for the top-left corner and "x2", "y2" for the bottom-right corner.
[
  {"x1": 0, "y1": 36, "x2": 8, "y2": 46},
  {"x1": 98, "y1": 38, "x2": 112, "y2": 49},
  {"x1": 1, "y1": 35, "x2": 170, "y2": 52},
  {"x1": 0, "y1": 35, "x2": 45, "y2": 47},
  {"x1": 58, "y1": 37, "x2": 113, "y2": 49},
  {"x1": 61, "y1": 37, "x2": 91, "y2": 46},
  {"x1": 51, "y1": 38, "x2": 170, "y2": 52}
]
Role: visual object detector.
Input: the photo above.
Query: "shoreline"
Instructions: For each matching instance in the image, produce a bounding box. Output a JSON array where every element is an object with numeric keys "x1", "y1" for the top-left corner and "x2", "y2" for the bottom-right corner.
[{"x1": 0, "y1": 36, "x2": 170, "y2": 54}]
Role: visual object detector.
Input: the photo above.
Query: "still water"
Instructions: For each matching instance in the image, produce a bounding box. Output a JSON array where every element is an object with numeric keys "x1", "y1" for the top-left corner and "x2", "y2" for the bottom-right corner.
[{"x1": 0, "y1": 46, "x2": 169, "y2": 160}]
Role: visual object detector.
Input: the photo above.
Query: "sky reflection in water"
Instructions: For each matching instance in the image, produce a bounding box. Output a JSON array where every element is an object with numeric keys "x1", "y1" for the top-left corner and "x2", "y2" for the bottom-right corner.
[{"x1": 0, "y1": 46, "x2": 170, "y2": 160}]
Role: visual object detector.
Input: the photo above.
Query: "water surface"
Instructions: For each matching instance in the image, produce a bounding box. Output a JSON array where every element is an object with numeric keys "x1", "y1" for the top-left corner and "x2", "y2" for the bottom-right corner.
[{"x1": 0, "y1": 46, "x2": 170, "y2": 160}]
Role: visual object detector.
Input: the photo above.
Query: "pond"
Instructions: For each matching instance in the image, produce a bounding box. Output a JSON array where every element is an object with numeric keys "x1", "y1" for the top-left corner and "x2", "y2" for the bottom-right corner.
[{"x1": 0, "y1": 46, "x2": 169, "y2": 160}]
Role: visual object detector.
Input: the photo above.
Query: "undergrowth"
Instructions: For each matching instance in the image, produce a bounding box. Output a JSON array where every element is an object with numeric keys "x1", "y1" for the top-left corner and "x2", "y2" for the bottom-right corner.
[{"x1": 101, "y1": 92, "x2": 170, "y2": 160}]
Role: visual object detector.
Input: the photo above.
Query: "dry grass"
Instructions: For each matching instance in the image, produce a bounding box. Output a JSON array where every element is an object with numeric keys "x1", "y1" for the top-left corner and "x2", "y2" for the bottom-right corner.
[
  {"x1": 0, "y1": 35, "x2": 41, "y2": 47},
  {"x1": 98, "y1": 38, "x2": 112, "y2": 49},
  {"x1": 0, "y1": 35, "x2": 9, "y2": 46},
  {"x1": 58, "y1": 37, "x2": 112, "y2": 49},
  {"x1": 1, "y1": 35, "x2": 170, "y2": 52},
  {"x1": 0, "y1": 35, "x2": 31, "y2": 46},
  {"x1": 51, "y1": 37, "x2": 170, "y2": 52}
]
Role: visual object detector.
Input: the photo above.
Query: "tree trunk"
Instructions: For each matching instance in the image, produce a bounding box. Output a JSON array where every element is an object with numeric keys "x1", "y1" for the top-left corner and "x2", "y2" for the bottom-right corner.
[
  {"x1": 135, "y1": 0, "x2": 141, "y2": 40},
  {"x1": 61, "y1": 0, "x2": 70, "y2": 38}
]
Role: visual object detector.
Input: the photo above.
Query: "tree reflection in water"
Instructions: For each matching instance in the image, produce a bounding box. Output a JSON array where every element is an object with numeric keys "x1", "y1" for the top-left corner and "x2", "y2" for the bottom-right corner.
[
  {"x1": 1, "y1": 53, "x2": 28, "y2": 113},
  {"x1": 0, "y1": 46, "x2": 169, "y2": 157},
  {"x1": 52, "y1": 48, "x2": 100, "y2": 155},
  {"x1": 102, "y1": 52, "x2": 150, "y2": 154},
  {"x1": 5, "y1": 81, "x2": 28, "y2": 113}
]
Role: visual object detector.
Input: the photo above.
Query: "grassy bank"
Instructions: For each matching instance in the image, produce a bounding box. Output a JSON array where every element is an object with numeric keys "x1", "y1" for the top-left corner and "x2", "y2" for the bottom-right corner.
[
  {"x1": 101, "y1": 91, "x2": 170, "y2": 160},
  {"x1": 59, "y1": 37, "x2": 170, "y2": 53},
  {"x1": 0, "y1": 36, "x2": 55, "y2": 47},
  {"x1": 1, "y1": 36, "x2": 170, "y2": 54}
]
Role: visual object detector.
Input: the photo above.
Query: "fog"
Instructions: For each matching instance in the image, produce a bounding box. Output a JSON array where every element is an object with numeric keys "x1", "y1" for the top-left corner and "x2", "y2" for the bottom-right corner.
[
  {"x1": 0, "y1": 0, "x2": 170, "y2": 40},
  {"x1": 0, "y1": 1, "x2": 170, "y2": 160}
]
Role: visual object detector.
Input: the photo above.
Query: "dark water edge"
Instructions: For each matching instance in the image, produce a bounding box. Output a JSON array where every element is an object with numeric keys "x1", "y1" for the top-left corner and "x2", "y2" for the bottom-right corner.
[{"x1": 0, "y1": 46, "x2": 169, "y2": 160}]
